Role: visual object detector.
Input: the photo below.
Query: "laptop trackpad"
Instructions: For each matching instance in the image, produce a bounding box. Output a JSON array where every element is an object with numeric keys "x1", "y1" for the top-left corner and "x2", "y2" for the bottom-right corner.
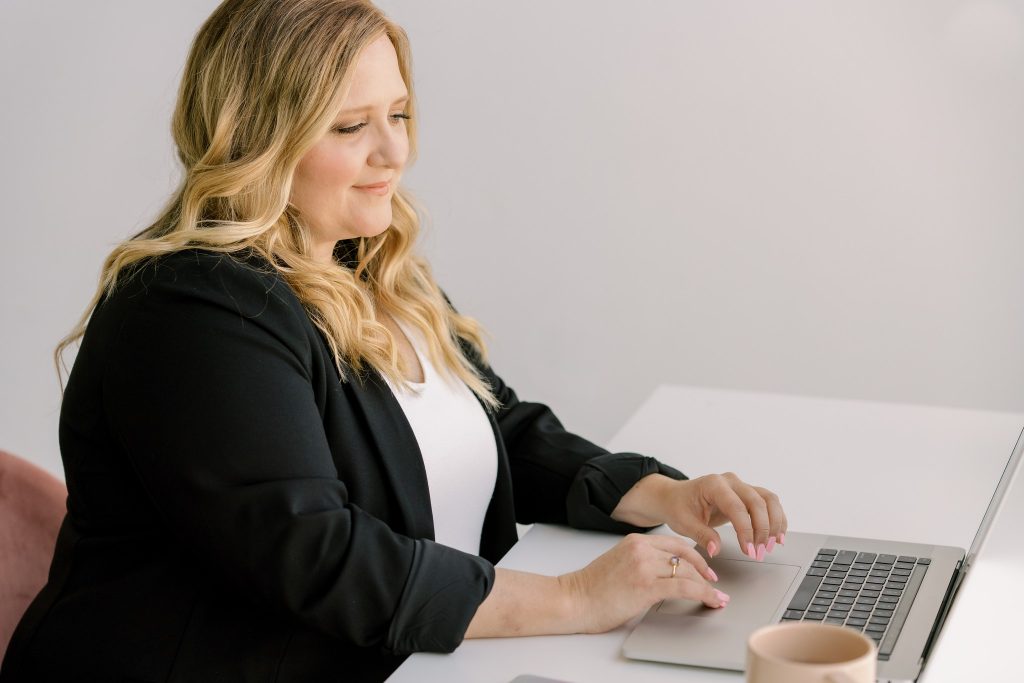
[
  {"x1": 623, "y1": 559, "x2": 801, "y2": 671},
  {"x1": 658, "y1": 559, "x2": 798, "y2": 621}
]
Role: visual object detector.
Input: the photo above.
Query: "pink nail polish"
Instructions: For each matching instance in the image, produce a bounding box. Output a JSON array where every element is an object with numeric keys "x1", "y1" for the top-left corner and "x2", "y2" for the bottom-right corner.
[
  {"x1": 714, "y1": 589, "x2": 731, "y2": 604},
  {"x1": 707, "y1": 541, "x2": 718, "y2": 558},
  {"x1": 746, "y1": 542, "x2": 756, "y2": 558},
  {"x1": 779, "y1": 532, "x2": 786, "y2": 545},
  {"x1": 756, "y1": 543, "x2": 766, "y2": 562},
  {"x1": 707, "y1": 568, "x2": 719, "y2": 582},
  {"x1": 766, "y1": 536, "x2": 776, "y2": 553}
]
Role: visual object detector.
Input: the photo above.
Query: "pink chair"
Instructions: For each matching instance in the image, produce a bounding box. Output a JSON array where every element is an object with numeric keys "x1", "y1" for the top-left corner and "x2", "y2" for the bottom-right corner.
[{"x1": 0, "y1": 450, "x2": 66, "y2": 659}]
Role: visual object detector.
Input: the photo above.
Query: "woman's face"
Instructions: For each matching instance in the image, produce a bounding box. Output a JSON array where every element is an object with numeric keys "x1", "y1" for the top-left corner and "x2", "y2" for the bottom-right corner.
[{"x1": 290, "y1": 34, "x2": 411, "y2": 263}]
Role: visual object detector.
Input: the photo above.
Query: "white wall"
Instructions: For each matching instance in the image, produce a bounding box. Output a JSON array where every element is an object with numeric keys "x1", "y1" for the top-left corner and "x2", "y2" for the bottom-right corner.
[
  {"x1": 3, "y1": 0, "x2": 1022, "y2": 479},
  {"x1": 1, "y1": 0, "x2": 222, "y2": 477}
]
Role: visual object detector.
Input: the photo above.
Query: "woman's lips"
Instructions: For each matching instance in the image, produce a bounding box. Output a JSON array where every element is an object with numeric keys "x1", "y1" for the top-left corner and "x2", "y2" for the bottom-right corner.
[{"x1": 353, "y1": 182, "x2": 390, "y2": 196}]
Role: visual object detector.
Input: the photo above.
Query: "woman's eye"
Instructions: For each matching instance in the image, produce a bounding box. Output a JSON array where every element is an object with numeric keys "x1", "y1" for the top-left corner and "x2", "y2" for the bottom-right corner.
[
  {"x1": 334, "y1": 113, "x2": 411, "y2": 136},
  {"x1": 334, "y1": 123, "x2": 366, "y2": 135}
]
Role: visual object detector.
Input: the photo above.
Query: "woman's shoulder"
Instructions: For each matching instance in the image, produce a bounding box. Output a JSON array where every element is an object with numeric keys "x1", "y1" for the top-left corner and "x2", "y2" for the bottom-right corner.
[
  {"x1": 106, "y1": 247, "x2": 303, "y2": 322},
  {"x1": 129, "y1": 246, "x2": 279, "y2": 285}
]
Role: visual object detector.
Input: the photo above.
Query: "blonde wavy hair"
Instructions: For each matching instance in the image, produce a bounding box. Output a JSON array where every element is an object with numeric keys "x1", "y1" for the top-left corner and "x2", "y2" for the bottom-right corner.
[{"x1": 56, "y1": 0, "x2": 499, "y2": 410}]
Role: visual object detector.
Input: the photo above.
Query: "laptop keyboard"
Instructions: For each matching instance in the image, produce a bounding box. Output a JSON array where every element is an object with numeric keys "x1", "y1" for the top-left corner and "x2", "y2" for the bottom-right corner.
[{"x1": 779, "y1": 548, "x2": 930, "y2": 661}]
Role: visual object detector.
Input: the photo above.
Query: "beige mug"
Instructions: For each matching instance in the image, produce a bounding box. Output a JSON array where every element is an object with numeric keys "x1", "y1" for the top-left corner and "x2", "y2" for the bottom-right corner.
[{"x1": 746, "y1": 622, "x2": 877, "y2": 683}]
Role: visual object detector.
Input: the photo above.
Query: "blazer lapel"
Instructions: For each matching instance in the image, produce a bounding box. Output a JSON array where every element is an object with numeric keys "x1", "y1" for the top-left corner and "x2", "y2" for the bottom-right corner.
[{"x1": 345, "y1": 369, "x2": 435, "y2": 540}]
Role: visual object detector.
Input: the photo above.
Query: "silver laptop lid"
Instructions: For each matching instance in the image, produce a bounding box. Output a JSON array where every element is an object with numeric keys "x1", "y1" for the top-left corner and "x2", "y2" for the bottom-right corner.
[{"x1": 963, "y1": 425, "x2": 1024, "y2": 571}]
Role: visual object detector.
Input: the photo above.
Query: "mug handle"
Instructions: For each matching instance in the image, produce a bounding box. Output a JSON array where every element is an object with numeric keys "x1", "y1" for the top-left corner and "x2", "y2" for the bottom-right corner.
[{"x1": 826, "y1": 673, "x2": 861, "y2": 683}]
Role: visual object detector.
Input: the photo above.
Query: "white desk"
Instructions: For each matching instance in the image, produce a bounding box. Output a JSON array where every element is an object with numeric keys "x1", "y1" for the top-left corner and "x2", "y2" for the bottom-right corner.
[{"x1": 389, "y1": 386, "x2": 1023, "y2": 682}]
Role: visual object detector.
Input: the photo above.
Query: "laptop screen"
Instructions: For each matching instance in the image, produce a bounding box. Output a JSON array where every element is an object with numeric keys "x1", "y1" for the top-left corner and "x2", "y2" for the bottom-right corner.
[{"x1": 964, "y1": 425, "x2": 1024, "y2": 570}]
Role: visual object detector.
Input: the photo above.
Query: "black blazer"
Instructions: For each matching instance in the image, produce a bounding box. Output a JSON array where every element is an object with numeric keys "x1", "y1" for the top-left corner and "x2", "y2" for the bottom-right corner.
[{"x1": 1, "y1": 249, "x2": 684, "y2": 682}]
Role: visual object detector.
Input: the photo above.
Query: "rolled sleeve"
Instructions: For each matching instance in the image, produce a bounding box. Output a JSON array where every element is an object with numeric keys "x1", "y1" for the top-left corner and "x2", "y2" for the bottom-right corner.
[
  {"x1": 454, "y1": 322, "x2": 687, "y2": 534},
  {"x1": 385, "y1": 540, "x2": 495, "y2": 655},
  {"x1": 566, "y1": 453, "x2": 687, "y2": 533}
]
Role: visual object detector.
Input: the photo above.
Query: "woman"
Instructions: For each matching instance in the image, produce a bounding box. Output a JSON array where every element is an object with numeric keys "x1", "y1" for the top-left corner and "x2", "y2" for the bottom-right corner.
[{"x1": 1, "y1": 1, "x2": 787, "y2": 681}]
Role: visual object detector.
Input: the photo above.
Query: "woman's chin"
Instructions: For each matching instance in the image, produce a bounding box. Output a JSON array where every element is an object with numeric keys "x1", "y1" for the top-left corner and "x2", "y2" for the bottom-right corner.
[
  {"x1": 352, "y1": 213, "x2": 394, "y2": 239},
  {"x1": 334, "y1": 223, "x2": 392, "y2": 241}
]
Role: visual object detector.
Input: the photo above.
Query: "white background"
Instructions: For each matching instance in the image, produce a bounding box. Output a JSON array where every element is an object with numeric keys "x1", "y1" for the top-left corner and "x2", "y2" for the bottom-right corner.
[{"x1": 2, "y1": 0, "x2": 1022, "y2": 477}]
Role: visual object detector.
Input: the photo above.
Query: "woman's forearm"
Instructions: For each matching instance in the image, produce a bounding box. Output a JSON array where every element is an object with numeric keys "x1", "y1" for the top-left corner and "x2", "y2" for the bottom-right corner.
[
  {"x1": 464, "y1": 568, "x2": 579, "y2": 638},
  {"x1": 465, "y1": 532, "x2": 729, "y2": 642}
]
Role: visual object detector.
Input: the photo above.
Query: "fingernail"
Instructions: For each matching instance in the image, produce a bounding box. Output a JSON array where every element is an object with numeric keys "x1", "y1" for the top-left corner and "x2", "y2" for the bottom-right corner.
[
  {"x1": 707, "y1": 541, "x2": 718, "y2": 558},
  {"x1": 766, "y1": 536, "x2": 776, "y2": 553},
  {"x1": 746, "y1": 542, "x2": 756, "y2": 558},
  {"x1": 779, "y1": 532, "x2": 786, "y2": 545},
  {"x1": 756, "y1": 543, "x2": 766, "y2": 562},
  {"x1": 714, "y1": 589, "x2": 731, "y2": 605},
  {"x1": 707, "y1": 567, "x2": 719, "y2": 582}
]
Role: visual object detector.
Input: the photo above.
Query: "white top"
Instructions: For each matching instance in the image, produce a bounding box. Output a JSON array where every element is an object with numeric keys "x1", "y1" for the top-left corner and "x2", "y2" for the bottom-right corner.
[{"x1": 382, "y1": 317, "x2": 498, "y2": 555}]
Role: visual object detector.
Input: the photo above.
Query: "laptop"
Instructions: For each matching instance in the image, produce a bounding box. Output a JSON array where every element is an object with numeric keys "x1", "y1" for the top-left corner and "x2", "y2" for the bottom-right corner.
[{"x1": 622, "y1": 425, "x2": 1024, "y2": 682}]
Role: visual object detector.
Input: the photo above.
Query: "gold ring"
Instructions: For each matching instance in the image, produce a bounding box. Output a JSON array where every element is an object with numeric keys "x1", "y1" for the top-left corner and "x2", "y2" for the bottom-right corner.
[{"x1": 670, "y1": 555, "x2": 680, "y2": 578}]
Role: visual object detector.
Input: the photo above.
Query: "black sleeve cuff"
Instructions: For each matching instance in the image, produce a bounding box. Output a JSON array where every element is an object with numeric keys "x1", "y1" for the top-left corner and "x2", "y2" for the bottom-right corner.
[
  {"x1": 383, "y1": 539, "x2": 495, "y2": 655},
  {"x1": 565, "y1": 453, "x2": 687, "y2": 534}
]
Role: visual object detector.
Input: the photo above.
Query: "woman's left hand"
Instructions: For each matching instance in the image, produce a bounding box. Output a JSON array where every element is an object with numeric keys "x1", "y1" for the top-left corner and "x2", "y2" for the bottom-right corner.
[{"x1": 611, "y1": 472, "x2": 788, "y2": 562}]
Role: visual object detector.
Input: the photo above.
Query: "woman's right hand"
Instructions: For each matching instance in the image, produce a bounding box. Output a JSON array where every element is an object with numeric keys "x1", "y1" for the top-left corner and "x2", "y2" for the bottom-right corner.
[{"x1": 557, "y1": 533, "x2": 730, "y2": 634}]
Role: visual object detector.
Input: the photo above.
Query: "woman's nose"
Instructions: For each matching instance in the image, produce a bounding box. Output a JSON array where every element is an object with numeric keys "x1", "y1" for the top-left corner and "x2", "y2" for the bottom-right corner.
[{"x1": 368, "y1": 121, "x2": 408, "y2": 169}]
